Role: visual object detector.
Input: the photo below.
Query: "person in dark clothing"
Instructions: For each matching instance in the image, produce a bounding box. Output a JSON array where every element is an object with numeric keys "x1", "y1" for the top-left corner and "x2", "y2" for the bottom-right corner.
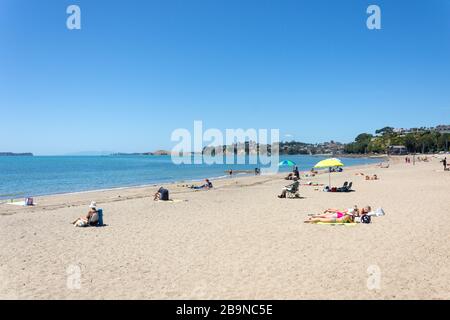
[
  {"x1": 190, "y1": 179, "x2": 213, "y2": 190},
  {"x1": 293, "y1": 167, "x2": 300, "y2": 179},
  {"x1": 154, "y1": 187, "x2": 169, "y2": 201},
  {"x1": 442, "y1": 157, "x2": 447, "y2": 170}
]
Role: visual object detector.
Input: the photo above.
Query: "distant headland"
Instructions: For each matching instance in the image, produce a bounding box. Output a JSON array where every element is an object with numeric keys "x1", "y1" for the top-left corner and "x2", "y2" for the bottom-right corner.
[
  {"x1": 110, "y1": 150, "x2": 172, "y2": 156},
  {"x1": 0, "y1": 152, "x2": 33, "y2": 156}
]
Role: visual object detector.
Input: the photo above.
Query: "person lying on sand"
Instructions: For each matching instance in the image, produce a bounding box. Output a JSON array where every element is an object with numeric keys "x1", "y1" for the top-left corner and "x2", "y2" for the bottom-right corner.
[
  {"x1": 304, "y1": 214, "x2": 354, "y2": 224},
  {"x1": 302, "y1": 181, "x2": 323, "y2": 186},
  {"x1": 321, "y1": 205, "x2": 371, "y2": 217},
  {"x1": 377, "y1": 162, "x2": 390, "y2": 168},
  {"x1": 304, "y1": 206, "x2": 370, "y2": 223},
  {"x1": 189, "y1": 179, "x2": 213, "y2": 190},
  {"x1": 154, "y1": 187, "x2": 169, "y2": 201},
  {"x1": 72, "y1": 201, "x2": 98, "y2": 226}
]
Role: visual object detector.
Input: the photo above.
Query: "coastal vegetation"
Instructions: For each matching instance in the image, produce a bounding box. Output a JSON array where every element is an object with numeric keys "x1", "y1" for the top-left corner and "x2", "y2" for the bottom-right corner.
[
  {"x1": 344, "y1": 126, "x2": 450, "y2": 154},
  {"x1": 202, "y1": 125, "x2": 450, "y2": 156}
]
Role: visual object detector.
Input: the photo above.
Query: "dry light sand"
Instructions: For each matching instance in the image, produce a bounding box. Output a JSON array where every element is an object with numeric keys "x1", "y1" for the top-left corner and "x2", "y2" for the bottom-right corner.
[{"x1": 0, "y1": 156, "x2": 449, "y2": 299}]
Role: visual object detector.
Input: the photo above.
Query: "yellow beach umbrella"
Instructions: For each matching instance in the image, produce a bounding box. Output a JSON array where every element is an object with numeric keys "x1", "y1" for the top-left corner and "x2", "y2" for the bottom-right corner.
[{"x1": 314, "y1": 158, "x2": 344, "y2": 187}]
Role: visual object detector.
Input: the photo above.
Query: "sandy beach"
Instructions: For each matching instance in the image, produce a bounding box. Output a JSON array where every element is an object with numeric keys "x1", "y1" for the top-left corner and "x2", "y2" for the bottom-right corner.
[{"x1": 0, "y1": 156, "x2": 449, "y2": 300}]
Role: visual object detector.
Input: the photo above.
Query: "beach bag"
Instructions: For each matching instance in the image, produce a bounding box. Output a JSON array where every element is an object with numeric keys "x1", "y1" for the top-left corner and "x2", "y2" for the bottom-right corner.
[
  {"x1": 96, "y1": 209, "x2": 103, "y2": 226},
  {"x1": 367, "y1": 208, "x2": 385, "y2": 217},
  {"x1": 25, "y1": 197, "x2": 34, "y2": 206},
  {"x1": 160, "y1": 189, "x2": 169, "y2": 201},
  {"x1": 361, "y1": 215, "x2": 372, "y2": 224}
]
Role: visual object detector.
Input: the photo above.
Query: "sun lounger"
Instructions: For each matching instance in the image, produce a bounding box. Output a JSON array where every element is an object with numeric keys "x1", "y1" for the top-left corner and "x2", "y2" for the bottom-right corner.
[{"x1": 337, "y1": 181, "x2": 353, "y2": 192}]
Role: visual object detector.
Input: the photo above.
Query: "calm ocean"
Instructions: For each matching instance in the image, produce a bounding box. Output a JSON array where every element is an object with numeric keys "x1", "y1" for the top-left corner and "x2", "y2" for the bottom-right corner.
[{"x1": 0, "y1": 155, "x2": 383, "y2": 199}]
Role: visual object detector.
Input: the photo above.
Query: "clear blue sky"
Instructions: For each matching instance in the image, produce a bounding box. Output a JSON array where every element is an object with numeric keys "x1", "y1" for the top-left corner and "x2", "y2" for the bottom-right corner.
[{"x1": 1, "y1": 0, "x2": 449, "y2": 155}]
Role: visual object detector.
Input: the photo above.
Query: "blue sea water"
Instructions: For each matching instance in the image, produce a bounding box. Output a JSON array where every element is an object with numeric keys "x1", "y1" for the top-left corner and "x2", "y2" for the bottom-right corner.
[{"x1": 0, "y1": 155, "x2": 383, "y2": 199}]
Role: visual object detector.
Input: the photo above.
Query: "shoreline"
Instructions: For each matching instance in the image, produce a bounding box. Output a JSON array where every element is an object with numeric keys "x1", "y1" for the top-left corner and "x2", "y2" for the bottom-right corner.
[
  {"x1": 0, "y1": 157, "x2": 386, "y2": 203},
  {"x1": 1, "y1": 155, "x2": 449, "y2": 299},
  {"x1": 0, "y1": 160, "x2": 386, "y2": 217}
]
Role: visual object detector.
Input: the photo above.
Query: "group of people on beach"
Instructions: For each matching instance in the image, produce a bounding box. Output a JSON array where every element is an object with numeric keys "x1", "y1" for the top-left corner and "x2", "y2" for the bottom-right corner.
[
  {"x1": 304, "y1": 205, "x2": 372, "y2": 224},
  {"x1": 72, "y1": 160, "x2": 392, "y2": 227},
  {"x1": 285, "y1": 166, "x2": 300, "y2": 180},
  {"x1": 154, "y1": 178, "x2": 213, "y2": 201}
]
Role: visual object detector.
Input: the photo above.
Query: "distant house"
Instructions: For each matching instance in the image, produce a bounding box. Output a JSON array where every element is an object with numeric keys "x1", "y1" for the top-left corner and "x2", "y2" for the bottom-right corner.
[
  {"x1": 435, "y1": 125, "x2": 450, "y2": 134},
  {"x1": 388, "y1": 145, "x2": 408, "y2": 155}
]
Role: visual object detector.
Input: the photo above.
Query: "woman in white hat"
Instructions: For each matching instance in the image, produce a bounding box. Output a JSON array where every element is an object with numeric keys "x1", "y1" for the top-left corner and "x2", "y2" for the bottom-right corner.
[{"x1": 71, "y1": 201, "x2": 98, "y2": 226}]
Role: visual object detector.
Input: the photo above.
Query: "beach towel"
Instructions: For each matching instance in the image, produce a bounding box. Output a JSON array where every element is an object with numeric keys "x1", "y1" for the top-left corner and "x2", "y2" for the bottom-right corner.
[
  {"x1": 316, "y1": 222, "x2": 357, "y2": 226},
  {"x1": 6, "y1": 198, "x2": 36, "y2": 206},
  {"x1": 6, "y1": 201, "x2": 29, "y2": 206},
  {"x1": 156, "y1": 199, "x2": 186, "y2": 203},
  {"x1": 75, "y1": 220, "x2": 88, "y2": 227}
]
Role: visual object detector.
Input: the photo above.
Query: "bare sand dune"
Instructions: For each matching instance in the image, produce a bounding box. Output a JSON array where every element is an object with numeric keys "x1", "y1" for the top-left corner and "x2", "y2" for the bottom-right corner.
[{"x1": 1, "y1": 156, "x2": 449, "y2": 299}]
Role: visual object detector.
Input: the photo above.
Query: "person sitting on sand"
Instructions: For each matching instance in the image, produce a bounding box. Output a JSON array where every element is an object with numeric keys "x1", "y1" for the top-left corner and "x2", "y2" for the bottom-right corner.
[
  {"x1": 278, "y1": 178, "x2": 299, "y2": 198},
  {"x1": 365, "y1": 174, "x2": 379, "y2": 180},
  {"x1": 72, "y1": 201, "x2": 98, "y2": 226},
  {"x1": 154, "y1": 186, "x2": 169, "y2": 201},
  {"x1": 190, "y1": 179, "x2": 213, "y2": 190},
  {"x1": 285, "y1": 172, "x2": 294, "y2": 180}
]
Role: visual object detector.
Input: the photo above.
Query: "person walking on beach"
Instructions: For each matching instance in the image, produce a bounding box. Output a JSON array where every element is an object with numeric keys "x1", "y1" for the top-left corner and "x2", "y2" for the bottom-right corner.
[{"x1": 442, "y1": 157, "x2": 447, "y2": 170}]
